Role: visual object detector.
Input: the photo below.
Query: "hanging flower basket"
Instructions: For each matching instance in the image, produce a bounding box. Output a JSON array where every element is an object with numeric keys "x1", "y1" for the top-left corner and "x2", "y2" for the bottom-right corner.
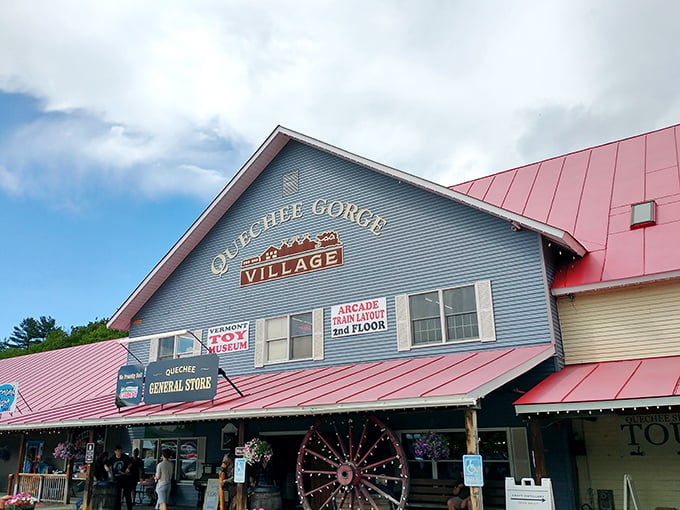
[
  {"x1": 414, "y1": 433, "x2": 450, "y2": 461},
  {"x1": 53, "y1": 440, "x2": 86, "y2": 461},
  {"x1": 242, "y1": 438, "x2": 273, "y2": 466}
]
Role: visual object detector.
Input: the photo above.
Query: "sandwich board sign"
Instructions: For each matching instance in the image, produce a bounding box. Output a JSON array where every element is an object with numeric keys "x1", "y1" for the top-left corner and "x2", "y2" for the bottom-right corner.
[{"x1": 506, "y1": 478, "x2": 555, "y2": 510}]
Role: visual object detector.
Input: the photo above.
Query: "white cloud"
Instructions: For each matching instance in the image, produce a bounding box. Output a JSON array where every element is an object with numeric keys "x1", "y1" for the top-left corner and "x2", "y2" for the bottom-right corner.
[
  {"x1": 0, "y1": 165, "x2": 19, "y2": 194},
  {"x1": 1, "y1": 0, "x2": 680, "y2": 202}
]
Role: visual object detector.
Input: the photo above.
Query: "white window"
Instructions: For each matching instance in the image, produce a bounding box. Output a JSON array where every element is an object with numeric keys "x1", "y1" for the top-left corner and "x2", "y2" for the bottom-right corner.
[
  {"x1": 149, "y1": 330, "x2": 202, "y2": 361},
  {"x1": 396, "y1": 280, "x2": 495, "y2": 351},
  {"x1": 255, "y1": 309, "x2": 324, "y2": 367}
]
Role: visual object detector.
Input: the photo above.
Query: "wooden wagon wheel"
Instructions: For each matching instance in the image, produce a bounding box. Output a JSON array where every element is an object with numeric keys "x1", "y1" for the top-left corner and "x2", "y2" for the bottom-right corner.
[{"x1": 296, "y1": 415, "x2": 409, "y2": 510}]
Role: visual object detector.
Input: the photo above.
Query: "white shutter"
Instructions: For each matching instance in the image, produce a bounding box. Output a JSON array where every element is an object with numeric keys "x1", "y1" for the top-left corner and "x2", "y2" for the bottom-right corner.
[
  {"x1": 509, "y1": 427, "x2": 532, "y2": 479},
  {"x1": 475, "y1": 280, "x2": 496, "y2": 342},
  {"x1": 312, "y1": 308, "x2": 324, "y2": 360},
  {"x1": 254, "y1": 319, "x2": 265, "y2": 368},
  {"x1": 395, "y1": 294, "x2": 412, "y2": 352},
  {"x1": 149, "y1": 339, "x2": 159, "y2": 362},
  {"x1": 192, "y1": 330, "x2": 203, "y2": 356}
]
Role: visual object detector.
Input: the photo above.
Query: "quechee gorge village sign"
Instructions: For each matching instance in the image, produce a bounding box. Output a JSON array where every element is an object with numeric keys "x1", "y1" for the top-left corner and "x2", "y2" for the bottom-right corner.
[
  {"x1": 209, "y1": 198, "x2": 388, "y2": 280},
  {"x1": 204, "y1": 197, "x2": 390, "y2": 354}
]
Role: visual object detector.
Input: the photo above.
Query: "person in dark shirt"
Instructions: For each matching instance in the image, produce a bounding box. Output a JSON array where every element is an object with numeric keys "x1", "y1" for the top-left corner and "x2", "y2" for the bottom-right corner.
[
  {"x1": 105, "y1": 445, "x2": 133, "y2": 510},
  {"x1": 127, "y1": 448, "x2": 145, "y2": 505},
  {"x1": 447, "y1": 473, "x2": 470, "y2": 510},
  {"x1": 93, "y1": 451, "x2": 109, "y2": 483}
]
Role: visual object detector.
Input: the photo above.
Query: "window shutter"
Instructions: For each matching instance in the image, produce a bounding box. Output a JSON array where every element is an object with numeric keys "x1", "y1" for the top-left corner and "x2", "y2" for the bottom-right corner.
[
  {"x1": 149, "y1": 338, "x2": 159, "y2": 362},
  {"x1": 192, "y1": 330, "x2": 203, "y2": 356},
  {"x1": 475, "y1": 280, "x2": 496, "y2": 342},
  {"x1": 395, "y1": 294, "x2": 411, "y2": 351},
  {"x1": 312, "y1": 308, "x2": 324, "y2": 360},
  {"x1": 509, "y1": 427, "x2": 532, "y2": 479},
  {"x1": 254, "y1": 319, "x2": 265, "y2": 368}
]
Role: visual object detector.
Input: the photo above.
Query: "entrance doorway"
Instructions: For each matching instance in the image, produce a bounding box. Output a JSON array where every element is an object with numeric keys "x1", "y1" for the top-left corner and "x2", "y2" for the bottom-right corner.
[{"x1": 264, "y1": 434, "x2": 305, "y2": 510}]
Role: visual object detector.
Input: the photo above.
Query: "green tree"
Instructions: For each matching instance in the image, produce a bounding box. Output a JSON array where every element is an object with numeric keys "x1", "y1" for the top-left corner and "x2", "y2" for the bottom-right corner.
[
  {"x1": 4, "y1": 316, "x2": 61, "y2": 350},
  {"x1": 0, "y1": 317, "x2": 127, "y2": 359}
]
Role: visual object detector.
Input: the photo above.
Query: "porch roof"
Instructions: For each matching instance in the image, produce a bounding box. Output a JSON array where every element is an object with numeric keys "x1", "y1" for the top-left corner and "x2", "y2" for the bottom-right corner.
[
  {"x1": 514, "y1": 354, "x2": 680, "y2": 415},
  {"x1": 0, "y1": 344, "x2": 553, "y2": 430}
]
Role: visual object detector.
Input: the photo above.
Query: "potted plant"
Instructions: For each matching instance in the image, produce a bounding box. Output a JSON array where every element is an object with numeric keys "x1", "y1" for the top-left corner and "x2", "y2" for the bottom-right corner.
[{"x1": 6, "y1": 492, "x2": 37, "y2": 510}]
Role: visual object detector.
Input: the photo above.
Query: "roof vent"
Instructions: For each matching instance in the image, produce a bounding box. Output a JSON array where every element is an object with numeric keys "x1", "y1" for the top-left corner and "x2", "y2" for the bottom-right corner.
[
  {"x1": 283, "y1": 170, "x2": 299, "y2": 196},
  {"x1": 630, "y1": 200, "x2": 656, "y2": 229}
]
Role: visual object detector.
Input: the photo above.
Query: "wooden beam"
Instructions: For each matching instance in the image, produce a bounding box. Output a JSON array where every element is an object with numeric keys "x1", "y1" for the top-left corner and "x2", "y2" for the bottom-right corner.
[
  {"x1": 235, "y1": 421, "x2": 245, "y2": 510},
  {"x1": 530, "y1": 419, "x2": 546, "y2": 481},
  {"x1": 465, "y1": 408, "x2": 482, "y2": 510}
]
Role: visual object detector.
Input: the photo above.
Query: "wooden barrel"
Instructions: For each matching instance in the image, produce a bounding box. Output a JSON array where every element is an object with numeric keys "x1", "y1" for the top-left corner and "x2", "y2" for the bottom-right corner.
[{"x1": 250, "y1": 486, "x2": 282, "y2": 510}]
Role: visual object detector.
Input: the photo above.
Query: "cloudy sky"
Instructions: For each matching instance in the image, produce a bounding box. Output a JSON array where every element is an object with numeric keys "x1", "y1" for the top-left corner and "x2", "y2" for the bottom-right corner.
[{"x1": 1, "y1": 0, "x2": 679, "y2": 339}]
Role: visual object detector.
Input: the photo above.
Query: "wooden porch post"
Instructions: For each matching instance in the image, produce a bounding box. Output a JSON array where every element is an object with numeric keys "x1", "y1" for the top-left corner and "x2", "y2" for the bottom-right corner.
[
  {"x1": 529, "y1": 418, "x2": 546, "y2": 482},
  {"x1": 82, "y1": 428, "x2": 96, "y2": 510},
  {"x1": 15, "y1": 433, "x2": 27, "y2": 493},
  {"x1": 235, "y1": 421, "x2": 245, "y2": 510},
  {"x1": 64, "y1": 430, "x2": 75, "y2": 504},
  {"x1": 465, "y1": 408, "x2": 482, "y2": 510}
]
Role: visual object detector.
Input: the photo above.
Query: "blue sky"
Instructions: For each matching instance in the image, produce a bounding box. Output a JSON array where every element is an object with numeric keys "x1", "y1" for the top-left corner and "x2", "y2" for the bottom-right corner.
[{"x1": 2, "y1": 1, "x2": 680, "y2": 339}]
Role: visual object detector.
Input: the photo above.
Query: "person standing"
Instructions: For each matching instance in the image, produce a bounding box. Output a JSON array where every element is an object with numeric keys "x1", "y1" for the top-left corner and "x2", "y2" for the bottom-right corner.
[
  {"x1": 219, "y1": 453, "x2": 235, "y2": 510},
  {"x1": 105, "y1": 445, "x2": 133, "y2": 510},
  {"x1": 154, "y1": 449, "x2": 174, "y2": 510},
  {"x1": 127, "y1": 448, "x2": 144, "y2": 505}
]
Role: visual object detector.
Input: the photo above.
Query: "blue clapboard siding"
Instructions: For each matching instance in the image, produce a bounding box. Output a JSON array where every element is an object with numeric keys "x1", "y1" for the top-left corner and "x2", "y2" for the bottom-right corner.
[{"x1": 130, "y1": 141, "x2": 556, "y2": 374}]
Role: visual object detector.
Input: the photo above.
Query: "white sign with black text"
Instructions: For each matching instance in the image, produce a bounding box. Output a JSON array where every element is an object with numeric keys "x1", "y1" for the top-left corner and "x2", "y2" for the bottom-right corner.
[
  {"x1": 207, "y1": 322, "x2": 249, "y2": 354},
  {"x1": 331, "y1": 297, "x2": 388, "y2": 337}
]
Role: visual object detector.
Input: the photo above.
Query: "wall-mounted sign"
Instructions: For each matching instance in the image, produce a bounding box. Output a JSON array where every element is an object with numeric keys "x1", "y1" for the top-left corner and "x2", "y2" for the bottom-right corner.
[
  {"x1": 463, "y1": 454, "x2": 484, "y2": 487},
  {"x1": 620, "y1": 413, "x2": 680, "y2": 452},
  {"x1": 0, "y1": 382, "x2": 18, "y2": 413},
  {"x1": 210, "y1": 198, "x2": 388, "y2": 278},
  {"x1": 85, "y1": 442, "x2": 96, "y2": 464},
  {"x1": 239, "y1": 231, "x2": 343, "y2": 286},
  {"x1": 207, "y1": 322, "x2": 249, "y2": 354},
  {"x1": 234, "y1": 457, "x2": 246, "y2": 484},
  {"x1": 144, "y1": 354, "x2": 218, "y2": 405},
  {"x1": 115, "y1": 365, "x2": 144, "y2": 407},
  {"x1": 331, "y1": 297, "x2": 388, "y2": 337}
]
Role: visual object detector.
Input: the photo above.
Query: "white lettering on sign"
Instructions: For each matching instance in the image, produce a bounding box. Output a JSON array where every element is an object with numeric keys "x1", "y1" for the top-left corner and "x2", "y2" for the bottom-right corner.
[
  {"x1": 207, "y1": 322, "x2": 249, "y2": 354},
  {"x1": 331, "y1": 297, "x2": 388, "y2": 337}
]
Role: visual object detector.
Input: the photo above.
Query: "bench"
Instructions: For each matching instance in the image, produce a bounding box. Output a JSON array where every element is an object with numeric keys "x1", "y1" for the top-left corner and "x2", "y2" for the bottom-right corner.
[
  {"x1": 406, "y1": 478, "x2": 506, "y2": 510},
  {"x1": 407, "y1": 478, "x2": 457, "y2": 509}
]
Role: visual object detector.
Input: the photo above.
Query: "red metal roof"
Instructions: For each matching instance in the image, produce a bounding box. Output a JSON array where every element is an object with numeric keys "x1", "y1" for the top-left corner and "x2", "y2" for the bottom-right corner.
[
  {"x1": 0, "y1": 339, "x2": 127, "y2": 416},
  {"x1": 0, "y1": 344, "x2": 553, "y2": 430},
  {"x1": 451, "y1": 124, "x2": 680, "y2": 292},
  {"x1": 513, "y1": 355, "x2": 680, "y2": 414}
]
